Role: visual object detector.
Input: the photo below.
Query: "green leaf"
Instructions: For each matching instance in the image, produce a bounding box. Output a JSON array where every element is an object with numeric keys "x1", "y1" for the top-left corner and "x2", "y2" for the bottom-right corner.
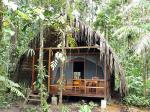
[
  {"x1": 16, "y1": 10, "x2": 30, "y2": 20},
  {"x1": 3, "y1": 28, "x2": 15, "y2": 36}
]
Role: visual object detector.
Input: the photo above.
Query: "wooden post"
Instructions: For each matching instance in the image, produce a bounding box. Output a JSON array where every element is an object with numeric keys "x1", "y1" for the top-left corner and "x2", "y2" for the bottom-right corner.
[
  {"x1": 96, "y1": 55, "x2": 98, "y2": 77},
  {"x1": 84, "y1": 55, "x2": 86, "y2": 79},
  {"x1": 48, "y1": 48, "x2": 52, "y2": 93},
  {"x1": 31, "y1": 55, "x2": 35, "y2": 91},
  {"x1": 104, "y1": 43, "x2": 107, "y2": 99}
]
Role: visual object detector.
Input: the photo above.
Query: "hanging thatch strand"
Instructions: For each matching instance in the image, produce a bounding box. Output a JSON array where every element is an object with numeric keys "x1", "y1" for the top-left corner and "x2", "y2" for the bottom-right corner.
[{"x1": 72, "y1": 18, "x2": 127, "y2": 96}]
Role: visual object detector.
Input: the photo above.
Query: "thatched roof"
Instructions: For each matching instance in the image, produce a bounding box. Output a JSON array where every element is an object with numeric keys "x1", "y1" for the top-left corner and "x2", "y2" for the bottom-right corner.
[
  {"x1": 28, "y1": 18, "x2": 127, "y2": 96},
  {"x1": 72, "y1": 19, "x2": 127, "y2": 96}
]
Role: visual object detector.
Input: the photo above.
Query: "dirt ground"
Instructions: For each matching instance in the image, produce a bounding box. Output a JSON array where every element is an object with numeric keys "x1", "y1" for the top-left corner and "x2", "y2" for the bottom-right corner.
[{"x1": 0, "y1": 102, "x2": 149, "y2": 112}]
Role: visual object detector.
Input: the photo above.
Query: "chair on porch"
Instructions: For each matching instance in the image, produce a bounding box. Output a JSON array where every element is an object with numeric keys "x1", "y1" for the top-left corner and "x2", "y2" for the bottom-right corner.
[
  {"x1": 64, "y1": 80, "x2": 73, "y2": 93},
  {"x1": 92, "y1": 77, "x2": 99, "y2": 94},
  {"x1": 72, "y1": 79, "x2": 81, "y2": 93},
  {"x1": 86, "y1": 77, "x2": 99, "y2": 94}
]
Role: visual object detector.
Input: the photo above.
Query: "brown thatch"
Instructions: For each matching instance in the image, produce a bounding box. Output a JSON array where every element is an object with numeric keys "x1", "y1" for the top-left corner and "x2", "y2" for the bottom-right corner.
[
  {"x1": 18, "y1": 18, "x2": 127, "y2": 96},
  {"x1": 72, "y1": 19, "x2": 127, "y2": 96}
]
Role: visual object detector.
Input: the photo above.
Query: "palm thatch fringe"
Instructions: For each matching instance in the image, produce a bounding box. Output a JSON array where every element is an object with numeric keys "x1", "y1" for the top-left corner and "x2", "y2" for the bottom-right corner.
[{"x1": 73, "y1": 18, "x2": 127, "y2": 96}]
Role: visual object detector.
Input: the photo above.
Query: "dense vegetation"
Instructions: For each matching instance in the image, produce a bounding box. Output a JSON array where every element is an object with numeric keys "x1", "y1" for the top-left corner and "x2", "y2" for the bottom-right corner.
[
  {"x1": 0, "y1": 0, "x2": 150, "y2": 111},
  {"x1": 94, "y1": 0, "x2": 150, "y2": 107}
]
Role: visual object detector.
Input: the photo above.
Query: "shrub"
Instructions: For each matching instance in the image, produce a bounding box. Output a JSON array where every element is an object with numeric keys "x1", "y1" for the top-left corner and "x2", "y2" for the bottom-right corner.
[{"x1": 123, "y1": 94, "x2": 150, "y2": 107}]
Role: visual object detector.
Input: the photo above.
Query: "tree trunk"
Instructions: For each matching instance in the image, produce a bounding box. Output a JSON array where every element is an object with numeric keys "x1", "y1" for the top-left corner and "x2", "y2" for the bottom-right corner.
[
  {"x1": 39, "y1": 1, "x2": 44, "y2": 110},
  {"x1": 0, "y1": 0, "x2": 3, "y2": 41},
  {"x1": 59, "y1": 53, "x2": 64, "y2": 104},
  {"x1": 59, "y1": 24, "x2": 66, "y2": 105},
  {"x1": 39, "y1": 19, "x2": 45, "y2": 110},
  {"x1": 37, "y1": 1, "x2": 49, "y2": 111},
  {"x1": 10, "y1": 24, "x2": 18, "y2": 79},
  {"x1": 59, "y1": 0, "x2": 69, "y2": 104}
]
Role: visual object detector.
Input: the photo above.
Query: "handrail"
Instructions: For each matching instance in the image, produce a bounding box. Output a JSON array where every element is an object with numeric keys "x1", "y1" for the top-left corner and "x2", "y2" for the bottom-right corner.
[
  {"x1": 49, "y1": 78, "x2": 106, "y2": 97},
  {"x1": 49, "y1": 78, "x2": 105, "y2": 81}
]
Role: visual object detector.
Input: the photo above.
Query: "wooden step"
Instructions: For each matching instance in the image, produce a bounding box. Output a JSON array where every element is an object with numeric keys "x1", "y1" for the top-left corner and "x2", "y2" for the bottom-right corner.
[
  {"x1": 23, "y1": 89, "x2": 41, "y2": 105},
  {"x1": 29, "y1": 94, "x2": 40, "y2": 98},
  {"x1": 21, "y1": 64, "x2": 32, "y2": 67},
  {"x1": 28, "y1": 98, "x2": 40, "y2": 102},
  {"x1": 22, "y1": 68, "x2": 32, "y2": 70}
]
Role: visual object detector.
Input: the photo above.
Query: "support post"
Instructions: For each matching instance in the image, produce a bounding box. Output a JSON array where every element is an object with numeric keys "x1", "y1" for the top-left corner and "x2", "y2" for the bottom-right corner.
[
  {"x1": 96, "y1": 55, "x2": 98, "y2": 77},
  {"x1": 31, "y1": 55, "x2": 35, "y2": 91},
  {"x1": 104, "y1": 43, "x2": 107, "y2": 99},
  {"x1": 48, "y1": 48, "x2": 52, "y2": 93}
]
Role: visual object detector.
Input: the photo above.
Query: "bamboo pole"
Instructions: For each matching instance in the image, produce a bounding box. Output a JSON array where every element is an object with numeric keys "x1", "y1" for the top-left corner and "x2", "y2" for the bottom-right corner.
[{"x1": 48, "y1": 48, "x2": 52, "y2": 93}]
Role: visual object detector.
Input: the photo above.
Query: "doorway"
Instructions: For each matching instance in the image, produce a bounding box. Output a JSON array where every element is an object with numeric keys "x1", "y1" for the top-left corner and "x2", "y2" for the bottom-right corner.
[{"x1": 73, "y1": 61, "x2": 84, "y2": 79}]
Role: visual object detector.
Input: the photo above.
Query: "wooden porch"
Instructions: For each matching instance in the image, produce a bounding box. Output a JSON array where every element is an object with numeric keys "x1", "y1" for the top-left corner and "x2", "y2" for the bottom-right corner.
[
  {"x1": 31, "y1": 46, "x2": 112, "y2": 99},
  {"x1": 50, "y1": 79, "x2": 110, "y2": 98}
]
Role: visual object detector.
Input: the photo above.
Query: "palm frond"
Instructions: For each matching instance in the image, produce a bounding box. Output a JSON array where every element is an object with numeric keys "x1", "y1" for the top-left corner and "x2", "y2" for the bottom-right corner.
[
  {"x1": 134, "y1": 33, "x2": 150, "y2": 54},
  {"x1": 122, "y1": 0, "x2": 140, "y2": 15},
  {"x1": 113, "y1": 25, "x2": 147, "y2": 39},
  {"x1": 133, "y1": 16, "x2": 150, "y2": 23},
  {"x1": 26, "y1": 48, "x2": 35, "y2": 57},
  {"x1": 0, "y1": 76, "x2": 24, "y2": 98}
]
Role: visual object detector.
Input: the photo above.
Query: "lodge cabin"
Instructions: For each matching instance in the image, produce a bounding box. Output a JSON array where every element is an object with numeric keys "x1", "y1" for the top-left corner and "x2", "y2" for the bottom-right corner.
[
  {"x1": 32, "y1": 46, "x2": 111, "y2": 98},
  {"x1": 50, "y1": 47, "x2": 106, "y2": 98},
  {"x1": 17, "y1": 19, "x2": 127, "y2": 100}
]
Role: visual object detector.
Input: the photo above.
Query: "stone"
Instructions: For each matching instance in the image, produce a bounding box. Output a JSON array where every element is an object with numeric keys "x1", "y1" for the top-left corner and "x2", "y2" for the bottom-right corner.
[{"x1": 51, "y1": 96, "x2": 57, "y2": 105}]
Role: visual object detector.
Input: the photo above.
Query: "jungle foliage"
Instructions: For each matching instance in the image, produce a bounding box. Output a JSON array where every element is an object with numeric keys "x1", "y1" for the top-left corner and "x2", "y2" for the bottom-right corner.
[
  {"x1": 0, "y1": 0, "x2": 150, "y2": 110},
  {"x1": 94, "y1": 0, "x2": 150, "y2": 107}
]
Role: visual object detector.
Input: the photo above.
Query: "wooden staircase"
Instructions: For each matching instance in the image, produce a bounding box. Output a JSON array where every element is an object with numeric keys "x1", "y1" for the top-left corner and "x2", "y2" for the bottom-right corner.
[
  {"x1": 27, "y1": 94, "x2": 40, "y2": 102},
  {"x1": 23, "y1": 89, "x2": 41, "y2": 105},
  {"x1": 21, "y1": 57, "x2": 32, "y2": 71}
]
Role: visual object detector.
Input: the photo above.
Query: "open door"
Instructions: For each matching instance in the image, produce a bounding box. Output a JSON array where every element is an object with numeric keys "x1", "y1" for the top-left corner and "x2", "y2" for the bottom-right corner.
[{"x1": 73, "y1": 61, "x2": 84, "y2": 79}]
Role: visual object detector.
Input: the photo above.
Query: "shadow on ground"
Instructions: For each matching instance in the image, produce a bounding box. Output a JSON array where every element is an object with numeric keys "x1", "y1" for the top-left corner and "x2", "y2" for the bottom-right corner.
[{"x1": 0, "y1": 96, "x2": 149, "y2": 112}]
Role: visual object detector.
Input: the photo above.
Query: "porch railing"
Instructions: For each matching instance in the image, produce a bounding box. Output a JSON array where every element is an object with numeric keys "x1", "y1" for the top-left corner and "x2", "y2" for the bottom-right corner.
[{"x1": 49, "y1": 79, "x2": 105, "y2": 97}]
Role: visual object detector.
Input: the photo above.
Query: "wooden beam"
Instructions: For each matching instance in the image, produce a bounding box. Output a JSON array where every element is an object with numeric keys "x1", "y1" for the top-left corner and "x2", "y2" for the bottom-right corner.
[
  {"x1": 96, "y1": 55, "x2": 98, "y2": 77},
  {"x1": 52, "y1": 46, "x2": 100, "y2": 50},
  {"x1": 48, "y1": 48, "x2": 52, "y2": 93},
  {"x1": 104, "y1": 43, "x2": 107, "y2": 99},
  {"x1": 84, "y1": 55, "x2": 86, "y2": 79},
  {"x1": 31, "y1": 55, "x2": 35, "y2": 91},
  {"x1": 36, "y1": 46, "x2": 100, "y2": 50},
  {"x1": 66, "y1": 53, "x2": 99, "y2": 56}
]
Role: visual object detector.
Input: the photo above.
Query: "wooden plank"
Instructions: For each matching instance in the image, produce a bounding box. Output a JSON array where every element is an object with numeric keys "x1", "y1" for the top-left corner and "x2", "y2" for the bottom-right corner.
[
  {"x1": 28, "y1": 99, "x2": 40, "y2": 102},
  {"x1": 48, "y1": 48, "x2": 52, "y2": 93},
  {"x1": 104, "y1": 43, "x2": 107, "y2": 99},
  {"x1": 29, "y1": 94, "x2": 40, "y2": 97},
  {"x1": 85, "y1": 80, "x2": 86, "y2": 94},
  {"x1": 62, "y1": 93, "x2": 104, "y2": 98},
  {"x1": 36, "y1": 46, "x2": 100, "y2": 50},
  {"x1": 67, "y1": 52, "x2": 99, "y2": 56},
  {"x1": 50, "y1": 78, "x2": 105, "y2": 82},
  {"x1": 86, "y1": 87, "x2": 104, "y2": 89},
  {"x1": 50, "y1": 79, "x2": 106, "y2": 98},
  {"x1": 31, "y1": 56, "x2": 35, "y2": 91},
  {"x1": 84, "y1": 55, "x2": 86, "y2": 79},
  {"x1": 96, "y1": 55, "x2": 98, "y2": 77}
]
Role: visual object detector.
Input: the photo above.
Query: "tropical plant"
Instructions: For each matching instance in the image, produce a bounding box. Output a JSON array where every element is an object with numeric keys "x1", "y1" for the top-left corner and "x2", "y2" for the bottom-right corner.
[
  {"x1": 79, "y1": 102, "x2": 97, "y2": 112},
  {"x1": 94, "y1": 0, "x2": 150, "y2": 107},
  {"x1": 1, "y1": 0, "x2": 150, "y2": 110}
]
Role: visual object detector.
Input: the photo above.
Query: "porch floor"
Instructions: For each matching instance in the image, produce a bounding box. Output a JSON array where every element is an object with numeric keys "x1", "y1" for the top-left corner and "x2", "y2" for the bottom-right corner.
[{"x1": 49, "y1": 79, "x2": 106, "y2": 98}]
